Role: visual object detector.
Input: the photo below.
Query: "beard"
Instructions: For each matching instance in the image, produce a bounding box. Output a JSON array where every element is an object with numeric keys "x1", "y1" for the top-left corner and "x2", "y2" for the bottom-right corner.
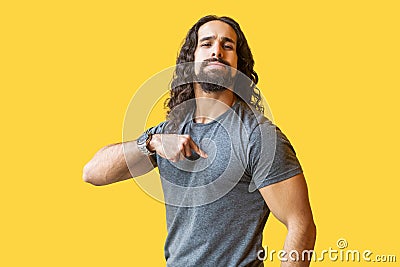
[{"x1": 195, "y1": 59, "x2": 235, "y2": 93}]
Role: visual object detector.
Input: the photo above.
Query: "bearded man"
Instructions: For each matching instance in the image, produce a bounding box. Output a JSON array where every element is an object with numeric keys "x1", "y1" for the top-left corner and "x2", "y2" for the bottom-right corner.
[{"x1": 83, "y1": 15, "x2": 316, "y2": 267}]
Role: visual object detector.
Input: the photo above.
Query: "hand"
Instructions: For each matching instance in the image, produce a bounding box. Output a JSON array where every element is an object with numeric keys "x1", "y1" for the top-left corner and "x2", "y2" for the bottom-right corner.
[{"x1": 148, "y1": 134, "x2": 208, "y2": 162}]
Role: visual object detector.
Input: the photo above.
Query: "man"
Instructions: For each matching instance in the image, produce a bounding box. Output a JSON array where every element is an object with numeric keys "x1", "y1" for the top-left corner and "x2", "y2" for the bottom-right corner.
[{"x1": 83, "y1": 15, "x2": 316, "y2": 266}]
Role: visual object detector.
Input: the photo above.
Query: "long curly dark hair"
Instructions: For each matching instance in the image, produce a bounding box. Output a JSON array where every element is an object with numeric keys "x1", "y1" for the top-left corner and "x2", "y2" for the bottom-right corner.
[{"x1": 165, "y1": 15, "x2": 263, "y2": 124}]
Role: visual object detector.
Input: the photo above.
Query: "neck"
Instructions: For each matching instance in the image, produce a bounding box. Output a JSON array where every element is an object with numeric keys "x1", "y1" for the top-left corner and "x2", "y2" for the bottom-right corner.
[{"x1": 193, "y1": 83, "x2": 236, "y2": 124}]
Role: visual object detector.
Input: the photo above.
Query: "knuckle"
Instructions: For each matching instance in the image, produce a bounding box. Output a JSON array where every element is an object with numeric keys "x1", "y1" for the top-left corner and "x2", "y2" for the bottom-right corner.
[
  {"x1": 182, "y1": 140, "x2": 189, "y2": 146},
  {"x1": 183, "y1": 134, "x2": 191, "y2": 141}
]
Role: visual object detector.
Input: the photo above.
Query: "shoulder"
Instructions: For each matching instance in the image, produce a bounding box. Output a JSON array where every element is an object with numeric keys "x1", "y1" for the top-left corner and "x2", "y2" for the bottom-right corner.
[
  {"x1": 233, "y1": 101, "x2": 277, "y2": 140},
  {"x1": 238, "y1": 101, "x2": 298, "y2": 159}
]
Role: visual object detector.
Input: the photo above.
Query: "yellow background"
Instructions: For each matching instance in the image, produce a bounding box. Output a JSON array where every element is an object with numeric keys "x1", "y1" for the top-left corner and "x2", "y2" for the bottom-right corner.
[{"x1": 1, "y1": 0, "x2": 399, "y2": 266}]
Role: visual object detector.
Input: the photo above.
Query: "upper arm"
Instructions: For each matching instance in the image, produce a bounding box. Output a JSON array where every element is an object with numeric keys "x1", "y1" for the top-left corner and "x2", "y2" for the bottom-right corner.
[{"x1": 258, "y1": 173, "x2": 314, "y2": 229}]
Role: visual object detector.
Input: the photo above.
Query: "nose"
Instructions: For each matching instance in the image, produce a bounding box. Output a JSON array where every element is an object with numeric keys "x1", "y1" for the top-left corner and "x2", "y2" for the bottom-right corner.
[{"x1": 211, "y1": 43, "x2": 223, "y2": 58}]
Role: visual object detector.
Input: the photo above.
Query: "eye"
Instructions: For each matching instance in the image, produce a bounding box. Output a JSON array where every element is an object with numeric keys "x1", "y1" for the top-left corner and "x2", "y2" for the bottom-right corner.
[
  {"x1": 224, "y1": 45, "x2": 233, "y2": 50},
  {"x1": 201, "y1": 42, "x2": 211, "y2": 47}
]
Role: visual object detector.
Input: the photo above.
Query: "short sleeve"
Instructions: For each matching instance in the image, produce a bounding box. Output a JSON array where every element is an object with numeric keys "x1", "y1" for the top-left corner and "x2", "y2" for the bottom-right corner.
[
  {"x1": 146, "y1": 121, "x2": 168, "y2": 135},
  {"x1": 248, "y1": 123, "x2": 303, "y2": 189}
]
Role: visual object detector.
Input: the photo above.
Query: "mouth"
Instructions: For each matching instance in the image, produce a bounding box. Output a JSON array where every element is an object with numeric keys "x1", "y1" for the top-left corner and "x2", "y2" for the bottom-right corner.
[
  {"x1": 207, "y1": 62, "x2": 225, "y2": 66},
  {"x1": 205, "y1": 62, "x2": 227, "y2": 69},
  {"x1": 204, "y1": 58, "x2": 230, "y2": 67}
]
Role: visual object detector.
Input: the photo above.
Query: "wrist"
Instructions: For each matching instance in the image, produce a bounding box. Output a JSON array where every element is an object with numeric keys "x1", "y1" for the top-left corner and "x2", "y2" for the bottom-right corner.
[{"x1": 137, "y1": 132, "x2": 155, "y2": 156}]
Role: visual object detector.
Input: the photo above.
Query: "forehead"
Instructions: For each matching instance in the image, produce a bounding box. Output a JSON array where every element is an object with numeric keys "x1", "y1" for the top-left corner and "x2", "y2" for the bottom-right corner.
[{"x1": 197, "y1": 20, "x2": 237, "y2": 43}]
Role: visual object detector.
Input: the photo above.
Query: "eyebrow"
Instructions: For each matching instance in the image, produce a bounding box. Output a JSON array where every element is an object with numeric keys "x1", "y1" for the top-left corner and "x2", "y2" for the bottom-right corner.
[{"x1": 199, "y1": 35, "x2": 236, "y2": 44}]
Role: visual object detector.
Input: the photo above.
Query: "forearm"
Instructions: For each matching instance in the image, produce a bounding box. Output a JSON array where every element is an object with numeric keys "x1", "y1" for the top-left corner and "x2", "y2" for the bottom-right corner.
[
  {"x1": 281, "y1": 221, "x2": 316, "y2": 267},
  {"x1": 83, "y1": 140, "x2": 153, "y2": 186}
]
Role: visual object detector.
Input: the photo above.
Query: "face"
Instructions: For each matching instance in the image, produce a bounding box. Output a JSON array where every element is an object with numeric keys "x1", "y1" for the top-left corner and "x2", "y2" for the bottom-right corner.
[{"x1": 193, "y1": 20, "x2": 238, "y2": 92}]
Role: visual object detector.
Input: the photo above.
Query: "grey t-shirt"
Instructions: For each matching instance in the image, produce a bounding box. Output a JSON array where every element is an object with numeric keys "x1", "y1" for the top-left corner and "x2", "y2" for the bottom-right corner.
[{"x1": 147, "y1": 101, "x2": 303, "y2": 266}]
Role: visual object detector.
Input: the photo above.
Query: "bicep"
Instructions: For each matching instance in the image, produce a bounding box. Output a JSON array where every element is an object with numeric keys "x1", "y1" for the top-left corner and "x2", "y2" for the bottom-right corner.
[{"x1": 258, "y1": 173, "x2": 313, "y2": 228}]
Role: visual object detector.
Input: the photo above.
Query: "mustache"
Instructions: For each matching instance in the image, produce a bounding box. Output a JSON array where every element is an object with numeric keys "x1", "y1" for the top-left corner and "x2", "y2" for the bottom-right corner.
[{"x1": 203, "y1": 58, "x2": 231, "y2": 67}]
